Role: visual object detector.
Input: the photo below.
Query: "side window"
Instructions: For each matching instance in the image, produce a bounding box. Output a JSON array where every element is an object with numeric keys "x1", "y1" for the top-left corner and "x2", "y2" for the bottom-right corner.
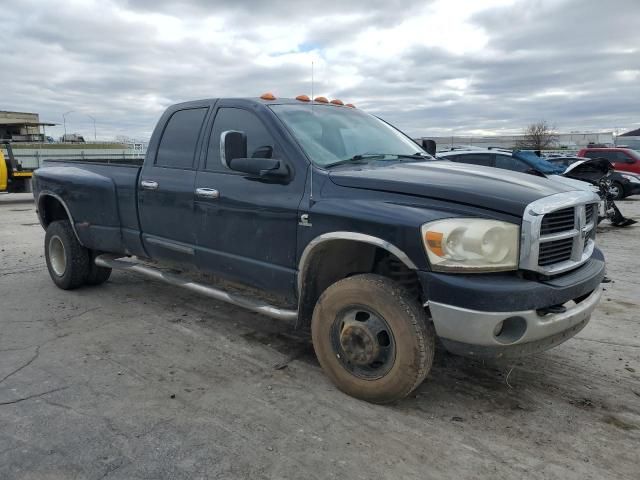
[
  {"x1": 588, "y1": 151, "x2": 613, "y2": 161},
  {"x1": 206, "y1": 108, "x2": 276, "y2": 171},
  {"x1": 616, "y1": 151, "x2": 633, "y2": 163},
  {"x1": 459, "y1": 153, "x2": 493, "y2": 167},
  {"x1": 496, "y1": 155, "x2": 529, "y2": 172},
  {"x1": 156, "y1": 108, "x2": 208, "y2": 169}
]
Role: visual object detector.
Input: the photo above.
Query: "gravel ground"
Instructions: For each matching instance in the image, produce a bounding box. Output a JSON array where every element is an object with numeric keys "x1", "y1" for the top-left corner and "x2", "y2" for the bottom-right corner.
[{"x1": 0, "y1": 193, "x2": 638, "y2": 480}]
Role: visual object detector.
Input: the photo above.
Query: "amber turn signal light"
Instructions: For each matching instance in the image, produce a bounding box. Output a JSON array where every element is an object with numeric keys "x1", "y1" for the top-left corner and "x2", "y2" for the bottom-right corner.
[{"x1": 424, "y1": 231, "x2": 444, "y2": 257}]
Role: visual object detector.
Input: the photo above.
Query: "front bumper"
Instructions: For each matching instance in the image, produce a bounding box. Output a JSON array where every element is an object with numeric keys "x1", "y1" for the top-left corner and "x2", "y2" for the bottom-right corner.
[{"x1": 418, "y1": 250, "x2": 606, "y2": 358}]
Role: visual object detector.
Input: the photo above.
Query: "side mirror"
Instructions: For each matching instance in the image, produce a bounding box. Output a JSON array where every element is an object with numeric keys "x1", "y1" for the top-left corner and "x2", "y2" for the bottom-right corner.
[
  {"x1": 228, "y1": 157, "x2": 286, "y2": 177},
  {"x1": 421, "y1": 139, "x2": 436, "y2": 156},
  {"x1": 220, "y1": 130, "x2": 247, "y2": 168},
  {"x1": 221, "y1": 130, "x2": 287, "y2": 177}
]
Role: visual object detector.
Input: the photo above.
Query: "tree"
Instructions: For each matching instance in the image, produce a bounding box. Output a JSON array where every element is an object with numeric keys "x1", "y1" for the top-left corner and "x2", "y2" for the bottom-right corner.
[{"x1": 515, "y1": 121, "x2": 558, "y2": 150}]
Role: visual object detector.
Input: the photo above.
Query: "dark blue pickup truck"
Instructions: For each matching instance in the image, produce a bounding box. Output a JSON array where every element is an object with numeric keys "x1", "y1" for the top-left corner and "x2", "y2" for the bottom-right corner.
[{"x1": 32, "y1": 96, "x2": 605, "y2": 403}]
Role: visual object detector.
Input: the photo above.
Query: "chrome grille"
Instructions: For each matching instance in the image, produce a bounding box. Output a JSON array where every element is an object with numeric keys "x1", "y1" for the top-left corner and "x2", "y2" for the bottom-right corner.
[
  {"x1": 538, "y1": 237, "x2": 574, "y2": 266},
  {"x1": 520, "y1": 192, "x2": 601, "y2": 275},
  {"x1": 540, "y1": 207, "x2": 575, "y2": 235},
  {"x1": 585, "y1": 204, "x2": 595, "y2": 225}
]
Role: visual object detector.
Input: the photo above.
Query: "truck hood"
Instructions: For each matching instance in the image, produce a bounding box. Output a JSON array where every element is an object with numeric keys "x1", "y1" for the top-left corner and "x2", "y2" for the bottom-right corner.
[{"x1": 328, "y1": 160, "x2": 574, "y2": 217}]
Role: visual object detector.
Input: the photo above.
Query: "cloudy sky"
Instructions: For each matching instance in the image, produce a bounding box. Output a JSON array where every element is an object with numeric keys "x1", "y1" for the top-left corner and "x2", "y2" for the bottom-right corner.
[{"x1": 2, "y1": 0, "x2": 639, "y2": 141}]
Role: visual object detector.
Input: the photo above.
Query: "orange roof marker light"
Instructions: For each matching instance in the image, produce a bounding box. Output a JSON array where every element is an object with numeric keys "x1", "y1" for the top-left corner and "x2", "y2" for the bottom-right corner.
[
  {"x1": 296, "y1": 94, "x2": 310, "y2": 102},
  {"x1": 345, "y1": 103, "x2": 356, "y2": 108},
  {"x1": 260, "y1": 92, "x2": 276, "y2": 100},
  {"x1": 330, "y1": 99, "x2": 344, "y2": 105},
  {"x1": 314, "y1": 96, "x2": 329, "y2": 103}
]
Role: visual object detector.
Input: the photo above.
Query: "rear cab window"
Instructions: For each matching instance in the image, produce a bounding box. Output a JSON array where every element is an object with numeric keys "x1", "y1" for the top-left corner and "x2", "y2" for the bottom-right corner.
[{"x1": 156, "y1": 108, "x2": 208, "y2": 169}]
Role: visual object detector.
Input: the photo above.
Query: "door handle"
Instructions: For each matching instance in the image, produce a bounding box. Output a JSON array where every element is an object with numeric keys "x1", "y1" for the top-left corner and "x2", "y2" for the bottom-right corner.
[
  {"x1": 195, "y1": 187, "x2": 220, "y2": 199},
  {"x1": 141, "y1": 180, "x2": 159, "y2": 190}
]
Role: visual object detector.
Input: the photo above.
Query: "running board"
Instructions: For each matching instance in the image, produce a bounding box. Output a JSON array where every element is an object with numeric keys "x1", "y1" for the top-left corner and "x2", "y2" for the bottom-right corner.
[{"x1": 95, "y1": 254, "x2": 298, "y2": 321}]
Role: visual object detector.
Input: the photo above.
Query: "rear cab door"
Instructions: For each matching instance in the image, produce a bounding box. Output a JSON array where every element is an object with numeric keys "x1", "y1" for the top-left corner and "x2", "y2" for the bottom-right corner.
[{"x1": 138, "y1": 101, "x2": 212, "y2": 264}]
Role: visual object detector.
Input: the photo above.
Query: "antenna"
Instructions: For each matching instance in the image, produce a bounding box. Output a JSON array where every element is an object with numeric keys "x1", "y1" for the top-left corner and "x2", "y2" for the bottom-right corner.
[{"x1": 309, "y1": 60, "x2": 314, "y2": 203}]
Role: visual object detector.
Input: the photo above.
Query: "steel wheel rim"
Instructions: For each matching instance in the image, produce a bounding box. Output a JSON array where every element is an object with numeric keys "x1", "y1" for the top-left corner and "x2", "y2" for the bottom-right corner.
[
  {"x1": 330, "y1": 305, "x2": 396, "y2": 380},
  {"x1": 49, "y1": 235, "x2": 66, "y2": 276},
  {"x1": 609, "y1": 184, "x2": 620, "y2": 198}
]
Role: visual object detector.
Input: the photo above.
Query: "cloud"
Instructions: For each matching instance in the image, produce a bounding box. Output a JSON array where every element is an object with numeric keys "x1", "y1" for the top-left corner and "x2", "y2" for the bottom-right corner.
[{"x1": 1, "y1": 0, "x2": 638, "y2": 140}]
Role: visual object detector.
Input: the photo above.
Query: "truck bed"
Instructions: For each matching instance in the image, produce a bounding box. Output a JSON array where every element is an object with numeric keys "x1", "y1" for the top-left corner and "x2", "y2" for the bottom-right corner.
[{"x1": 35, "y1": 159, "x2": 144, "y2": 255}]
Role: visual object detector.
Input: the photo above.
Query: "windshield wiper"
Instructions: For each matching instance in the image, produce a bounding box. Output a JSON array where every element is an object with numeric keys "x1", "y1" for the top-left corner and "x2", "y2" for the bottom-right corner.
[
  {"x1": 395, "y1": 153, "x2": 429, "y2": 160},
  {"x1": 324, "y1": 153, "x2": 427, "y2": 169},
  {"x1": 324, "y1": 154, "x2": 387, "y2": 169}
]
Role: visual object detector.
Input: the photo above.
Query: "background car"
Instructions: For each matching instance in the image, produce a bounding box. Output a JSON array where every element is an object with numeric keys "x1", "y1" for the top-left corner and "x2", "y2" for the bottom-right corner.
[
  {"x1": 577, "y1": 147, "x2": 640, "y2": 175},
  {"x1": 547, "y1": 156, "x2": 640, "y2": 199},
  {"x1": 436, "y1": 148, "x2": 597, "y2": 194}
]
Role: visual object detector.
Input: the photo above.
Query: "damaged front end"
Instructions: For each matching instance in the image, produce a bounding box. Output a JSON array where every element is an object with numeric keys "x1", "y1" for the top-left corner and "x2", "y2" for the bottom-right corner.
[{"x1": 563, "y1": 158, "x2": 637, "y2": 227}]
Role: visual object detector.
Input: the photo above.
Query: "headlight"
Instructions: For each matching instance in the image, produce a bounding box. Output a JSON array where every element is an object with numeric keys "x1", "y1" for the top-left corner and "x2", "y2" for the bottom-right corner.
[
  {"x1": 421, "y1": 219, "x2": 519, "y2": 272},
  {"x1": 621, "y1": 174, "x2": 640, "y2": 184}
]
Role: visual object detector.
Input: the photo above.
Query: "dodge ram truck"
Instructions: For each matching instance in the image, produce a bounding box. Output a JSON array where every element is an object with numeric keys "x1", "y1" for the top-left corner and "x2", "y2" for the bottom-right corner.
[{"x1": 32, "y1": 94, "x2": 606, "y2": 403}]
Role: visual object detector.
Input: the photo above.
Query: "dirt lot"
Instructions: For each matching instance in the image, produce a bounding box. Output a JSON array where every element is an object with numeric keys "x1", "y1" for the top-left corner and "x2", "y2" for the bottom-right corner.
[{"x1": 1, "y1": 193, "x2": 639, "y2": 480}]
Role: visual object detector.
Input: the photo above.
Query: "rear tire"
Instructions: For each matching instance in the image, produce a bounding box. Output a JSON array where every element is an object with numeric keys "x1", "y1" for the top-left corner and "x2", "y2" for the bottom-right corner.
[
  {"x1": 85, "y1": 251, "x2": 112, "y2": 286},
  {"x1": 311, "y1": 274, "x2": 435, "y2": 403},
  {"x1": 44, "y1": 220, "x2": 90, "y2": 290}
]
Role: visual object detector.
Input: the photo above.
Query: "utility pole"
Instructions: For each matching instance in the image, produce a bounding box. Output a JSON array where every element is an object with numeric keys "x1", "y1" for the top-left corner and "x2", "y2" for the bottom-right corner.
[
  {"x1": 62, "y1": 110, "x2": 74, "y2": 140},
  {"x1": 87, "y1": 114, "x2": 97, "y2": 141}
]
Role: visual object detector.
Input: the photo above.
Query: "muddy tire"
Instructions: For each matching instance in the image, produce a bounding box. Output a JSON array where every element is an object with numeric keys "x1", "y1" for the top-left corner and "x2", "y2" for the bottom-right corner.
[
  {"x1": 85, "y1": 251, "x2": 112, "y2": 286},
  {"x1": 44, "y1": 220, "x2": 90, "y2": 290},
  {"x1": 311, "y1": 274, "x2": 435, "y2": 403}
]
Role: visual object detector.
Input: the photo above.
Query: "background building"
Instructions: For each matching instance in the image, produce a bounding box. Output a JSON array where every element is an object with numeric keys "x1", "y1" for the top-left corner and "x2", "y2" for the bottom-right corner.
[
  {"x1": 420, "y1": 132, "x2": 615, "y2": 151},
  {"x1": 0, "y1": 110, "x2": 56, "y2": 142},
  {"x1": 618, "y1": 128, "x2": 640, "y2": 150}
]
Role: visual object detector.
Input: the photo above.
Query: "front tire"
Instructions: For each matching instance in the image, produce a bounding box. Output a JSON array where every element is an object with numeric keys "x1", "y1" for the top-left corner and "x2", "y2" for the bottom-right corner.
[
  {"x1": 609, "y1": 181, "x2": 624, "y2": 200},
  {"x1": 44, "y1": 220, "x2": 90, "y2": 290},
  {"x1": 311, "y1": 274, "x2": 435, "y2": 403}
]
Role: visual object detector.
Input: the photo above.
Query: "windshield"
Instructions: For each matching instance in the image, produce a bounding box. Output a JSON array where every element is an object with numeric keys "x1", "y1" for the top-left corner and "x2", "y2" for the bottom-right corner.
[
  {"x1": 270, "y1": 104, "x2": 428, "y2": 167},
  {"x1": 512, "y1": 150, "x2": 566, "y2": 175}
]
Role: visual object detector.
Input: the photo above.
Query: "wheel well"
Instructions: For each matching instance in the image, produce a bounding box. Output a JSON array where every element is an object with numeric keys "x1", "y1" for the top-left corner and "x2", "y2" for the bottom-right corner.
[
  {"x1": 39, "y1": 195, "x2": 70, "y2": 228},
  {"x1": 297, "y1": 240, "x2": 421, "y2": 329}
]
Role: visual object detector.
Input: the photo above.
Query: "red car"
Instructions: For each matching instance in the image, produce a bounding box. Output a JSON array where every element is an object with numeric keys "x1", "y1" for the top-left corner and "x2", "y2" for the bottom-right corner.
[{"x1": 577, "y1": 147, "x2": 640, "y2": 174}]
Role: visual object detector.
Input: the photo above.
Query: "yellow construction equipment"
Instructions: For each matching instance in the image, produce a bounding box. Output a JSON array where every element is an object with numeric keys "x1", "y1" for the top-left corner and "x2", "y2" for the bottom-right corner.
[{"x1": 1, "y1": 142, "x2": 33, "y2": 193}]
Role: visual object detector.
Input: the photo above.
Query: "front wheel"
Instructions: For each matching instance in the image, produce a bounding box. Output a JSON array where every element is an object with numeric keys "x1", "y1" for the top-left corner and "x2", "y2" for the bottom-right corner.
[
  {"x1": 311, "y1": 274, "x2": 435, "y2": 403},
  {"x1": 44, "y1": 220, "x2": 91, "y2": 290},
  {"x1": 609, "y1": 181, "x2": 624, "y2": 200}
]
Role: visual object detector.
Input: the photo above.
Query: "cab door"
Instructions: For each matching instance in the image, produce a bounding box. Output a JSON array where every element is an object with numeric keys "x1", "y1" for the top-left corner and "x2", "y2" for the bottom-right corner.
[
  {"x1": 193, "y1": 103, "x2": 306, "y2": 303},
  {"x1": 613, "y1": 151, "x2": 640, "y2": 174},
  {"x1": 138, "y1": 105, "x2": 209, "y2": 265}
]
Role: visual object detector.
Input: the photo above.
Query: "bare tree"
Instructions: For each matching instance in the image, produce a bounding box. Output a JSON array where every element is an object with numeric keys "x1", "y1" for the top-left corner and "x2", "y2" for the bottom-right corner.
[{"x1": 515, "y1": 121, "x2": 558, "y2": 150}]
